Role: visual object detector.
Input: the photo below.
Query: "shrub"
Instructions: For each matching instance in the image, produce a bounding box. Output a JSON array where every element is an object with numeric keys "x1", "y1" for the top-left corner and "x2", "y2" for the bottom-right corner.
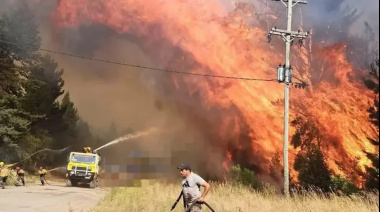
[
  {"x1": 230, "y1": 164, "x2": 263, "y2": 191},
  {"x1": 330, "y1": 175, "x2": 359, "y2": 196},
  {"x1": 294, "y1": 144, "x2": 332, "y2": 192}
]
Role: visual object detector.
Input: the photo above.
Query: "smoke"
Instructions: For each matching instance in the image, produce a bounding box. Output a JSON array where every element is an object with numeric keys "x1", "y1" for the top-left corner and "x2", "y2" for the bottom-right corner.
[
  {"x1": 218, "y1": 0, "x2": 379, "y2": 40},
  {"x1": 13, "y1": 0, "x2": 238, "y2": 179},
  {"x1": 43, "y1": 0, "x2": 270, "y2": 179},
  {"x1": 0, "y1": 0, "x2": 378, "y2": 184},
  {"x1": 94, "y1": 127, "x2": 159, "y2": 151}
]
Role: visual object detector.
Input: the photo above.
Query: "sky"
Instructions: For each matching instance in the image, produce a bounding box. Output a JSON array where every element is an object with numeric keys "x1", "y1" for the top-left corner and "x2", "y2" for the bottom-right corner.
[{"x1": 218, "y1": 0, "x2": 379, "y2": 39}]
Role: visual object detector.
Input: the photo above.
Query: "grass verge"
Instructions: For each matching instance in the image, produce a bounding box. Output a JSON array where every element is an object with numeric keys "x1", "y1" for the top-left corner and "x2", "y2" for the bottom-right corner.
[
  {"x1": 89, "y1": 180, "x2": 379, "y2": 212},
  {"x1": 5, "y1": 169, "x2": 40, "y2": 186}
]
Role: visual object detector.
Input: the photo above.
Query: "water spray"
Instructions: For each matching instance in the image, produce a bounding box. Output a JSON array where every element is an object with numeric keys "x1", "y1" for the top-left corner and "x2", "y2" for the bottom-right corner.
[
  {"x1": 46, "y1": 166, "x2": 66, "y2": 172},
  {"x1": 94, "y1": 127, "x2": 159, "y2": 152}
]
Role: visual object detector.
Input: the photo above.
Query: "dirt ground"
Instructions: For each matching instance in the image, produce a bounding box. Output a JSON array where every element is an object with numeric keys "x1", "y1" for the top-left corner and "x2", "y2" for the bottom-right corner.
[{"x1": 0, "y1": 180, "x2": 109, "y2": 212}]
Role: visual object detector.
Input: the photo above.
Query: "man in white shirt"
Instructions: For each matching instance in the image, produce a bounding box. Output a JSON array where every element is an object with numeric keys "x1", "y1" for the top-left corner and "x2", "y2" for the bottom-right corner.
[{"x1": 177, "y1": 163, "x2": 211, "y2": 212}]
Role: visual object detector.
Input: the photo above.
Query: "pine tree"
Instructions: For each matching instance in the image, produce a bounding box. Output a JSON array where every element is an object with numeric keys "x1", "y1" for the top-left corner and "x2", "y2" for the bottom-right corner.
[
  {"x1": 0, "y1": 12, "x2": 34, "y2": 161},
  {"x1": 21, "y1": 55, "x2": 64, "y2": 115},
  {"x1": 1, "y1": 2, "x2": 97, "y2": 166},
  {"x1": 51, "y1": 92, "x2": 80, "y2": 147},
  {"x1": 294, "y1": 144, "x2": 332, "y2": 192},
  {"x1": 19, "y1": 54, "x2": 66, "y2": 162},
  {"x1": 60, "y1": 92, "x2": 79, "y2": 131}
]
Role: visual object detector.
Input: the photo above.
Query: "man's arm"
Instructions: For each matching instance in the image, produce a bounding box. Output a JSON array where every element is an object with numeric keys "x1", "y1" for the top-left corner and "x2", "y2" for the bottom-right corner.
[
  {"x1": 195, "y1": 175, "x2": 211, "y2": 202},
  {"x1": 199, "y1": 181, "x2": 211, "y2": 202}
]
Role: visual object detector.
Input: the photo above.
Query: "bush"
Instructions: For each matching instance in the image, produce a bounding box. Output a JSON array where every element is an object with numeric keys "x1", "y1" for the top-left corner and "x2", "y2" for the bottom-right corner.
[
  {"x1": 294, "y1": 144, "x2": 332, "y2": 192},
  {"x1": 330, "y1": 175, "x2": 359, "y2": 196},
  {"x1": 230, "y1": 164, "x2": 263, "y2": 191},
  {"x1": 5, "y1": 169, "x2": 39, "y2": 186}
]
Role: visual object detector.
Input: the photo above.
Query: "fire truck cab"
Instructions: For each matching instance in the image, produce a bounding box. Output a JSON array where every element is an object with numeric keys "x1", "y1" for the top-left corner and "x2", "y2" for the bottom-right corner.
[{"x1": 66, "y1": 149, "x2": 101, "y2": 188}]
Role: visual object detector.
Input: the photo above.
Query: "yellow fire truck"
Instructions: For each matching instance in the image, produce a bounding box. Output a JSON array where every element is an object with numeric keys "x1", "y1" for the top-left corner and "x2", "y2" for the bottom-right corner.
[{"x1": 65, "y1": 147, "x2": 101, "y2": 188}]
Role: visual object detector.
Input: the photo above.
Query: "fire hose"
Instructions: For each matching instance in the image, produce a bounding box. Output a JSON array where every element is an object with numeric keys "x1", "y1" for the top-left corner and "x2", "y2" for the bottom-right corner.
[
  {"x1": 171, "y1": 191, "x2": 215, "y2": 212},
  {"x1": 170, "y1": 191, "x2": 184, "y2": 211},
  {"x1": 11, "y1": 146, "x2": 71, "y2": 166},
  {"x1": 43, "y1": 178, "x2": 51, "y2": 185},
  {"x1": 185, "y1": 200, "x2": 215, "y2": 212}
]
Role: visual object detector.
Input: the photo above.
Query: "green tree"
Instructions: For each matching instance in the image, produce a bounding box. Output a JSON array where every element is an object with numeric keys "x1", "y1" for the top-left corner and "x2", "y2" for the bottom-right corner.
[
  {"x1": 61, "y1": 93, "x2": 79, "y2": 130},
  {"x1": 0, "y1": 10, "x2": 36, "y2": 162},
  {"x1": 294, "y1": 144, "x2": 332, "y2": 192},
  {"x1": 0, "y1": 2, "x2": 98, "y2": 168},
  {"x1": 0, "y1": 101, "x2": 31, "y2": 149},
  {"x1": 53, "y1": 92, "x2": 80, "y2": 148},
  {"x1": 21, "y1": 55, "x2": 64, "y2": 115},
  {"x1": 0, "y1": 57, "x2": 22, "y2": 98},
  {"x1": 19, "y1": 54, "x2": 66, "y2": 166},
  {"x1": 22, "y1": 55, "x2": 66, "y2": 137}
]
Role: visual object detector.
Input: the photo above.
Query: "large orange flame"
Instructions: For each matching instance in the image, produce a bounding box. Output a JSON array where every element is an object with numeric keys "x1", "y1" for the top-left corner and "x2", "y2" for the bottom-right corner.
[{"x1": 45, "y1": 0, "x2": 377, "y2": 186}]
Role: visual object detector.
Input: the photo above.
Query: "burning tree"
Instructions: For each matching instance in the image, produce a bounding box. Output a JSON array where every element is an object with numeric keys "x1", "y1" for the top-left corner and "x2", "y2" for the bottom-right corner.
[
  {"x1": 364, "y1": 58, "x2": 379, "y2": 190},
  {"x1": 14, "y1": 0, "x2": 378, "y2": 186}
]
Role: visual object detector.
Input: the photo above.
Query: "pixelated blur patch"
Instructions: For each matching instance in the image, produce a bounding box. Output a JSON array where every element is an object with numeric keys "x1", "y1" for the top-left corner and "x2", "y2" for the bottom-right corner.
[{"x1": 100, "y1": 149, "x2": 173, "y2": 187}]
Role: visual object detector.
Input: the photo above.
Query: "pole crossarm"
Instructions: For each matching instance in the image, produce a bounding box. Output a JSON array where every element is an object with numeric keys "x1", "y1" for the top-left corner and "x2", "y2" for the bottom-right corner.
[
  {"x1": 271, "y1": 0, "x2": 308, "y2": 6},
  {"x1": 268, "y1": 28, "x2": 309, "y2": 43}
]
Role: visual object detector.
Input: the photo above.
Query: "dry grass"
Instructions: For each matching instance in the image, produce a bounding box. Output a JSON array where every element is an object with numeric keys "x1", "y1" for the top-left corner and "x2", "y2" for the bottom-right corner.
[
  {"x1": 90, "y1": 180, "x2": 379, "y2": 212},
  {"x1": 5, "y1": 169, "x2": 39, "y2": 186}
]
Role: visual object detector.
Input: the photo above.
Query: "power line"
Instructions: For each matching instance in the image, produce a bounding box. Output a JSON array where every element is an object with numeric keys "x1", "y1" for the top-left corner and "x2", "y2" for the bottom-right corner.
[
  {"x1": 292, "y1": 74, "x2": 309, "y2": 86},
  {"x1": 251, "y1": 0, "x2": 269, "y2": 27},
  {"x1": 268, "y1": 6, "x2": 285, "y2": 32},
  {"x1": 0, "y1": 39, "x2": 277, "y2": 82}
]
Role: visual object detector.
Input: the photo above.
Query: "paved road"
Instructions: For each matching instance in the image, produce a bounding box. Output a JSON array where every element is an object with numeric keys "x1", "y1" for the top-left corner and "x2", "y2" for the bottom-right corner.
[{"x1": 0, "y1": 181, "x2": 109, "y2": 212}]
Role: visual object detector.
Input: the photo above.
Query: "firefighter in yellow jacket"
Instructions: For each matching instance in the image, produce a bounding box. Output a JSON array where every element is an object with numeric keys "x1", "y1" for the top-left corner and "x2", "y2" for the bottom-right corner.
[
  {"x1": 38, "y1": 167, "x2": 47, "y2": 186},
  {"x1": 82, "y1": 147, "x2": 92, "y2": 153},
  {"x1": 0, "y1": 162, "x2": 11, "y2": 189},
  {"x1": 15, "y1": 167, "x2": 25, "y2": 186}
]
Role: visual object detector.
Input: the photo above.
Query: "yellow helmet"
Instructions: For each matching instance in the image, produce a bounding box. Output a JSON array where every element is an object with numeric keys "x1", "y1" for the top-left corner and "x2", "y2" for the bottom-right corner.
[{"x1": 0, "y1": 162, "x2": 4, "y2": 166}]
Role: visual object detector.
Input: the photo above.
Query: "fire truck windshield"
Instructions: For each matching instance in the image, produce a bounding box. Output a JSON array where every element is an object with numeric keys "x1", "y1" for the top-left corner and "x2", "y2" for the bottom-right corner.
[{"x1": 71, "y1": 154, "x2": 96, "y2": 163}]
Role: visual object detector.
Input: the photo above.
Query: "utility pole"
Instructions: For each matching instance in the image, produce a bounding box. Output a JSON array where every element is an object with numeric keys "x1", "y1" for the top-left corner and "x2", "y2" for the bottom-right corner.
[{"x1": 267, "y1": 0, "x2": 309, "y2": 197}]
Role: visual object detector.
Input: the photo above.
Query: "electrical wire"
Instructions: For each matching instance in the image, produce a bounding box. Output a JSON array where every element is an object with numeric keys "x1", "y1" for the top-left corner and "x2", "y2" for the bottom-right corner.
[
  {"x1": 251, "y1": 0, "x2": 269, "y2": 27},
  {"x1": 292, "y1": 74, "x2": 309, "y2": 86},
  {"x1": 0, "y1": 39, "x2": 277, "y2": 82}
]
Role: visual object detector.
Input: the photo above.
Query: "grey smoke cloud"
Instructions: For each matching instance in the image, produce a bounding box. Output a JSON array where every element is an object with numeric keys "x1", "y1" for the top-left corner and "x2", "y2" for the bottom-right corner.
[{"x1": 218, "y1": 0, "x2": 378, "y2": 40}]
